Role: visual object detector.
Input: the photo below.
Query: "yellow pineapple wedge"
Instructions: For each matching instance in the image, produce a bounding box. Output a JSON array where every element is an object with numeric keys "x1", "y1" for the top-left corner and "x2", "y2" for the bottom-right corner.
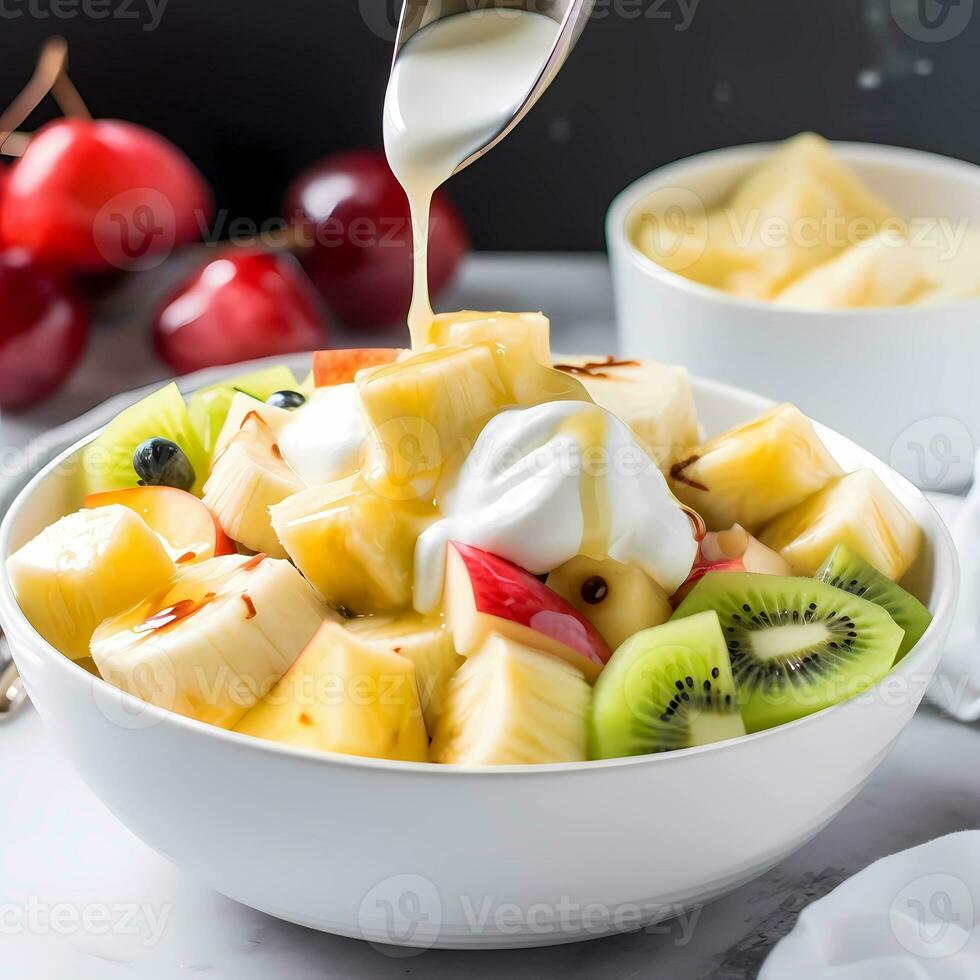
[
  {"x1": 6, "y1": 505, "x2": 176, "y2": 661},
  {"x1": 431, "y1": 634, "x2": 591, "y2": 766},
  {"x1": 348, "y1": 612, "x2": 462, "y2": 735},
  {"x1": 670, "y1": 404, "x2": 843, "y2": 533},
  {"x1": 212, "y1": 391, "x2": 292, "y2": 459},
  {"x1": 270, "y1": 477, "x2": 432, "y2": 615},
  {"x1": 203, "y1": 413, "x2": 303, "y2": 558},
  {"x1": 759, "y1": 469, "x2": 923, "y2": 579},
  {"x1": 235, "y1": 621, "x2": 429, "y2": 762},
  {"x1": 357, "y1": 337, "x2": 589, "y2": 499},
  {"x1": 427, "y1": 310, "x2": 551, "y2": 365},
  {"x1": 546, "y1": 556, "x2": 672, "y2": 652},
  {"x1": 551, "y1": 355, "x2": 700, "y2": 470},
  {"x1": 772, "y1": 232, "x2": 930, "y2": 310}
]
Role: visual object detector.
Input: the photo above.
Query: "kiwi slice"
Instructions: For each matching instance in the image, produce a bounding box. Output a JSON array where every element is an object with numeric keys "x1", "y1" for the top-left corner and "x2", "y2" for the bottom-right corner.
[
  {"x1": 188, "y1": 365, "x2": 298, "y2": 458},
  {"x1": 588, "y1": 611, "x2": 745, "y2": 759},
  {"x1": 816, "y1": 543, "x2": 931, "y2": 662},
  {"x1": 81, "y1": 383, "x2": 208, "y2": 496},
  {"x1": 673, "y1": 573, "x2": 903, "y2": 733}
]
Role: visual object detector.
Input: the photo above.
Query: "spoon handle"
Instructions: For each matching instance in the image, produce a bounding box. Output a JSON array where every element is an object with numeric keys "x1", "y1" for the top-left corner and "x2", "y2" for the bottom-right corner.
[{"x1": 0, "y1": 631, "x2": 28, "y2": 718}]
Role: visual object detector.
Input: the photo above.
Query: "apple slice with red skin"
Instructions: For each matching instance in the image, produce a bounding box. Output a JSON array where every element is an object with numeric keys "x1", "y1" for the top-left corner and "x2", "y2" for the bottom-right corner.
[
  {"x1": 444, "y1": 542, "x2": 611, "y2": 683},
  {"x1": 85, "y1": 487, "x2": 235, "y2": 565},
  {"x1": 312, "y1": 348, "x2": 402, "y2": 387},
  {"x1": 672, "y1": 524, "x2": 791, "y2": 604}
]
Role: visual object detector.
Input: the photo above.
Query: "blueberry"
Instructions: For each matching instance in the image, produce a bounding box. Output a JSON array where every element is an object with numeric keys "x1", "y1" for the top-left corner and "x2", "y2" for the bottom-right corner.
[
  {"x1": 266, "y1": 390, "x2": 306, "y2": 410},
  {"x1": 133, "y1": 438, "x2": 196, "y2": 491}
]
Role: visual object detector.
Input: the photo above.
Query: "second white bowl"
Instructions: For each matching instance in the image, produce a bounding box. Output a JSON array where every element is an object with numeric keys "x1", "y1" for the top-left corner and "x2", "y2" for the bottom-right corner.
[{"x1": 607, "y1": 142, "x2": 980, "y2": 493}]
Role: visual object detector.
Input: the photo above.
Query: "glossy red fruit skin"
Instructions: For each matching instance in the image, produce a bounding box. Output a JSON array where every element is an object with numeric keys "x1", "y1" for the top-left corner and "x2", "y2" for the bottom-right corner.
[
  {"x1": 0, "y1": 119, "x2": 212, "y2": 273},
  {"x1": 0, "y1": 250, "x2": 89, "y2": 409},
  {"x1": 447, "y1": 542, "x2": 612, "y2": 673},
  {"x1": 283, "y1": 150, "x2": 469, "y2": 328},
  {"x1": 153, "y1": 248, "x2": 329, "y2": 375}
]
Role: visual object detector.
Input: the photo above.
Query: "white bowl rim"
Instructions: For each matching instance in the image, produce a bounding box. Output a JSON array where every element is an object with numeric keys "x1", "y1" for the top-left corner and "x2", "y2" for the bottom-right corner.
[
  {"x1": 607, "y1": 138, "x2": 980, "y2": 318},
  {"x1": 0, "y1": 361, "x2": 960, "y2": 777}
]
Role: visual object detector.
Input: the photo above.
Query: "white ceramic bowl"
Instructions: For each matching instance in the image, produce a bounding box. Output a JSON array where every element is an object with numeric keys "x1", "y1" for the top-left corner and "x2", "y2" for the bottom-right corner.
[
  {"x1": 0, "y1": 362, "x2": 959, "y2": 950},
  {"x1": 607, "y1": 141, "x2": 980, "y2": 493}
]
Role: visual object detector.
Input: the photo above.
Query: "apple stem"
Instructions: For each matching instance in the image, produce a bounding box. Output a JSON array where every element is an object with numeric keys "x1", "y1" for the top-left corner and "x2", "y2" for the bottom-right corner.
[
  {"x1": 0, "y1": 132, "x2": 31, "y2": 158},
  {"x1": 0, "y1": 37, "x2": 91, "y2": 154}
]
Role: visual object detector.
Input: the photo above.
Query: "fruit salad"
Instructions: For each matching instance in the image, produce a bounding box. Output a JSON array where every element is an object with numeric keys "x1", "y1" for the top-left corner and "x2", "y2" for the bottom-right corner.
[
  {"x1": 633, "y1": 132, "x2": 980, "y2": 308},
  {"x1": 5, "y1": 312, "x2": 932, "y2": 765}
]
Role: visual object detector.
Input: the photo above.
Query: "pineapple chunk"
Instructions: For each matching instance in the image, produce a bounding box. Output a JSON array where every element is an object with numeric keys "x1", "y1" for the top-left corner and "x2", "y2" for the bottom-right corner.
[
  {"x1": 759, "y1": 469, "x2": 923, "y2": 580},
  {"x1": 773, "y1": 232, "x2": 930, "y2": 309},
  {"x1": 670, "y1": 404, "x2": 843, "y2": 533},
  {"x1": 357, "y1": 340, "x2": 589, "y2": 498},
  {"x1": 635, "y1": 134, "x2": 895, "y2": 301},
  {"x1": 358, "y1": 344, "x2": 509, "y2": 497},
  {"x1": 427, "y1": 310, "x2": 551, "y2": 365},
  {"x1": 348, "y1": 612, "x2": 462, "y2": 734},
  {"x1": 212, "y1": 391, "x2": 292, "y2": 460},
  {"x1": 546, "y1": 556, "x2": 672, "y2": 652},
  {"x1": 203, "y1": 413, "x2": 303, "y2": 558},
  {"x1": 235, "y1": 621, "x2": 429, "y2": 762},
  {"x1": 551, "y1": 355, "x2": 700, "y2": 470},
  {"x1": 431, "y1": 634, "x2": 591, "y2": 766},
  {"x1": 6, "y1": 506, "x2": 176, "y2": 661},
  {"x1": 270, "y1": 477, "x2": 431, "y2": 615}
]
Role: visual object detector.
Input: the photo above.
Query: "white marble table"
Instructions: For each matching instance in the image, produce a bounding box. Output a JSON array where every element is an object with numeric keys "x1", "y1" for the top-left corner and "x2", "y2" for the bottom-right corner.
[{"x1": 2, "y1": 254, "x2": 978, "y2": 979}]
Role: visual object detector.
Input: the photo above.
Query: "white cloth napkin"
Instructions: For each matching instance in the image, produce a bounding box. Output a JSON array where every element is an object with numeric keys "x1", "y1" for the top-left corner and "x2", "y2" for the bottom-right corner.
[
  {"x1": 760, "y1": 832, "x2": 980, "y2": 978},
  {"x1": 926, "y1": 464, "x2": 980, "y2": 721}
]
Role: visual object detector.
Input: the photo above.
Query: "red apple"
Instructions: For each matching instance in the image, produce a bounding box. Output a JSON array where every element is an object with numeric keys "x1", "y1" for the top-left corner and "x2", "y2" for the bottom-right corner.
[
  {"x1": 283, "y1": 150, "x2": 468, "y2": 328},
  {"x1": 84, "y1": 486, "x2": 235, "y2": 564},
  {"x1": 312, "y1": 347, "x2": 402, "y2": 387},
  {"x1": 0, "y1": 250, "x2": 89, "y2": 409},
  {"x1": 444, "y1": 542, "x2": 611, "y2": 683},
  {"x1": 1, "y1": 119, "x2": 212, "y2": 272},
  {"x1": 153, "y1": 248, "x2": 329, "y2": 375}
]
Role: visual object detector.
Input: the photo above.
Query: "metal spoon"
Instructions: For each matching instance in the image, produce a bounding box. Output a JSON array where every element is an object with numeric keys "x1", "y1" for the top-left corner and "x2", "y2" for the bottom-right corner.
[
  {"x1": 392, "y1": 0, "x2": 595, "y2": 176},
  {"x1": 0, "y1": 630, "x2": 27, "y2": 719}
]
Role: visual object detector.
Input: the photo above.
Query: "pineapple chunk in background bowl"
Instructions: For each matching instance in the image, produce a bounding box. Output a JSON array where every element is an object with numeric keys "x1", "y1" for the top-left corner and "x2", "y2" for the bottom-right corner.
[
  {"x1": 0, "y1": 355, "x2": 958, "y2": 949},
  {"x1": 608, "y1": 138, "x2": 980, "y2": 493}
]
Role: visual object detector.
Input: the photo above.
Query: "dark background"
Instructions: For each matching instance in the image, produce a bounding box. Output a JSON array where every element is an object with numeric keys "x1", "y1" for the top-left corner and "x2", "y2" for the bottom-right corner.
[{"x1": 3, "y1": 0, "x2": 978, "y2": 250}]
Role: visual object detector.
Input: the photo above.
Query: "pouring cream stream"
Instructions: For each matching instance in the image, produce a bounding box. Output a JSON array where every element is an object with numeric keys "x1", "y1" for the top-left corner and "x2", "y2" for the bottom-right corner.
[
  {"x1": 277, "y1": 8, "x2": 698, "y2": 611},
  {"x1": 383, "y1": 8, "x2": 561, "y2": 348}
]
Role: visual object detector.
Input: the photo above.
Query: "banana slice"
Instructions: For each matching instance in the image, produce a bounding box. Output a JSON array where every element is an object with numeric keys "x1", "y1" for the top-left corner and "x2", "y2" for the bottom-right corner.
[
  {"x1": 203, "y1": 413, "x2": 303, "y2": 558},
  {"x1": 431, "y1": 634, "x2": 591, "y2": 765},
  {"x1": 551, "y1": 355, "x2": 700, "y2": 470},
  {"x1": 91, "y1": 554, "x2": 327, "y2": 729},
  {"x1": 6, "y1": 505, "x2": 176, "y2": 661}
]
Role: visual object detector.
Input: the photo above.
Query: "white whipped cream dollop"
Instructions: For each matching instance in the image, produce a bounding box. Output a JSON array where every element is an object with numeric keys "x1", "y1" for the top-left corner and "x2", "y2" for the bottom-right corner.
[
  {"x1": 413, "y1": 401, "x2": 698, "y2": 613},
  {"x1": 278, "y1": 384, "x2": 367, "y2": 486}
]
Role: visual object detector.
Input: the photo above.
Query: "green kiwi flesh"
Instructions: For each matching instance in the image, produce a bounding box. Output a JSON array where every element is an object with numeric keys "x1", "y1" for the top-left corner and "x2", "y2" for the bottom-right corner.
[
  {"x1": 673, "y1": 573, "x2": 903, "y2": 733},
  {"x1": 816, "y1": 543, "x2": 931, "y2": 662},
  {"x1": 81, "y1": 383, "x2": 208, "y2": 497},
  {"x1": 588, "y1": 611, "x2": 745, "y2": 759}
]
